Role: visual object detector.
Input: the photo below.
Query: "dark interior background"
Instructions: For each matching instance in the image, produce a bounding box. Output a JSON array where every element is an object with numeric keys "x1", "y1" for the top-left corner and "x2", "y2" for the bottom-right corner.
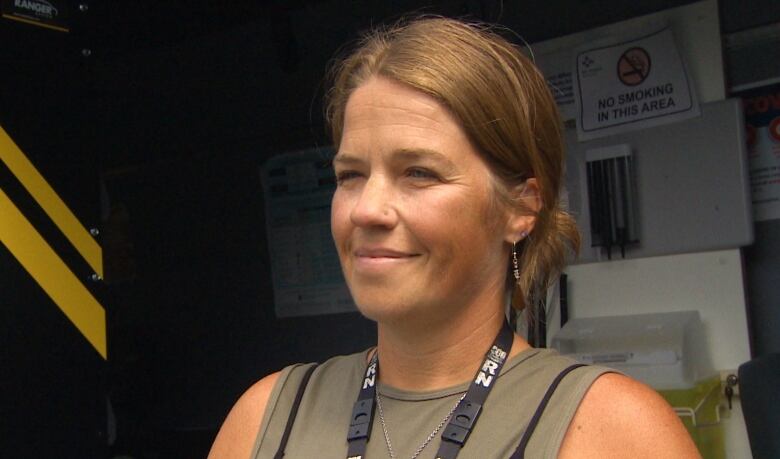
[{"x1": 1, "y1": 1, "x2": 778, "y2": 458}]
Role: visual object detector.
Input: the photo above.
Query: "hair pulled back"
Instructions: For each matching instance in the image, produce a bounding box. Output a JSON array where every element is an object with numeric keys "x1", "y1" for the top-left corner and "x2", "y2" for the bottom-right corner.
[{"x1": 325, "y1": 17, "x2": 580, "y2": 311}]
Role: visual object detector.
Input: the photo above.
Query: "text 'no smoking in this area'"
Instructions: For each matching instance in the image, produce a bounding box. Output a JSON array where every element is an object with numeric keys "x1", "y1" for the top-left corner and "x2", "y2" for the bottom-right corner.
[{"x1": 574, "y1": 28, "x2": 699, "y2": 140}]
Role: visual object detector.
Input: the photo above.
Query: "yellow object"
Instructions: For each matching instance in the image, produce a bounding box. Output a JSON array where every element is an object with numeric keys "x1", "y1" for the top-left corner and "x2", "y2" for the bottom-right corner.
[
  {"x1": 0, "y1": 188, "x2": 107, "y2": 359},
  {"x1": 1, "y1": 14, "x2": 69, "y2": 32},
  {"x1": 659, "y1": 376, "x2": 725, "y2": 459},
  {"x1": 0, "y1": 125, "x2": 102, "y2": 277}
]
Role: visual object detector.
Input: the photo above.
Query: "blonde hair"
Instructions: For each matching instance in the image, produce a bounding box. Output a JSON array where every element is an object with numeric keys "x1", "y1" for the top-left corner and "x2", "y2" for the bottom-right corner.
[{"x1": 325, "y1": 17, "x2": 580, "y2": 311}]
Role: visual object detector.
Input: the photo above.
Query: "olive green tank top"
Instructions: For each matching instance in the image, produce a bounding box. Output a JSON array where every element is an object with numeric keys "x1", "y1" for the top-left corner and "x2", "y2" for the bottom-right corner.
[{"x1": 250, "y1": 348, "x2": 611, "y2": 459}]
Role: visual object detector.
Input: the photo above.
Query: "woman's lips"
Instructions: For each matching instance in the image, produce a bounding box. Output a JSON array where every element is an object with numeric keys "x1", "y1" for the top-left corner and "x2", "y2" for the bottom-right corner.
[
  {"x1": 352, "y1": 247, "x2": 420, "y2": 269},
  {"x1": 354, "y1": 247, "x2": 415, "y2": 258}
]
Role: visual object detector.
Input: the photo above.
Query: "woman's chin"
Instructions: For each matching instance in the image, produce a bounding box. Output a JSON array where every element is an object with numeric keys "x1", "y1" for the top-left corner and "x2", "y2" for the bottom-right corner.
[
  {"x1": 355, "y1": 301, "x2": 401, "y2": 322},
  {"x1": 353, "y1": 298, "x2": 420, "y2": 326}
]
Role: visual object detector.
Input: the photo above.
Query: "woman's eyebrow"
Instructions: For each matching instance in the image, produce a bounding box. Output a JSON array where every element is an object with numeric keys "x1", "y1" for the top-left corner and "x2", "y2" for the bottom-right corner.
[
  {"x1": 333, "y1": 148, "x2": 458, "y2": 171},
  {"x1": 332, "y1": 153, "x2": 363, "y2": 165},
  {"x1": 393, "y1": 148, "x2": 457, "y2": 169}
]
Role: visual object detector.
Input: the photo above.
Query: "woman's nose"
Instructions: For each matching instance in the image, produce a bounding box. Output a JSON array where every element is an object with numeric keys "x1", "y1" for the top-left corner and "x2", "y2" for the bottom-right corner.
[{"x1": 349, "y1": 175, "x2": 397, "y2": 228}]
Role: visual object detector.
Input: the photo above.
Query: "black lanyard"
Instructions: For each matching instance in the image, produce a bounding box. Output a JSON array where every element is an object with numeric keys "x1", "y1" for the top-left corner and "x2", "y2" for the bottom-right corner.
[{"x1": 346, "y1": 321, "x2": 515, "y2": 459}]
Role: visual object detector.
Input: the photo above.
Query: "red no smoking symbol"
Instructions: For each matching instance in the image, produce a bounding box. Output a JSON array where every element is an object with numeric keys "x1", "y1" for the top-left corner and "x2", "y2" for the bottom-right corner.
[
  {"x1": 618, "y1": 47, "x2": 651, "y2": 86},
  {"x1": 770, "y1": 116, "x2": 780, "y2": 143}
]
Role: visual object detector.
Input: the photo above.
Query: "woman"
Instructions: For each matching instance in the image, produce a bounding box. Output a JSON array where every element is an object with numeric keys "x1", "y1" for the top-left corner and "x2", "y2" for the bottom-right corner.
[{"x1": 210, "y1": 17, "x2": 700, "y2": 458}]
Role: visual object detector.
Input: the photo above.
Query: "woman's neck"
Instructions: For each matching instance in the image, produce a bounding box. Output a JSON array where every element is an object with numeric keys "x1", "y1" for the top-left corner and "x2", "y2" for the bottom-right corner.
[{"x1": 374, "y1": 307, "x2": 529, "y2": 391}]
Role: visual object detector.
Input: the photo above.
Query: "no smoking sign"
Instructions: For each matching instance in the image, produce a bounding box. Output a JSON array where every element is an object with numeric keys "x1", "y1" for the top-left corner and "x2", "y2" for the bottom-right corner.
[
  {"x1": 574, "y1": 27, "x2": 699, "y2": 140},
  {"x1": 618, "y1": 47, "x2": 651, "y2": 86}
]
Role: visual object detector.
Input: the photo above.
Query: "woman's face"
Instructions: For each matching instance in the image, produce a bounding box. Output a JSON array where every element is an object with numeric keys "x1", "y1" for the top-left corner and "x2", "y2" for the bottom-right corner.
[{"x1": 331, "y1": 77, "x2": 514, "y2": 325}]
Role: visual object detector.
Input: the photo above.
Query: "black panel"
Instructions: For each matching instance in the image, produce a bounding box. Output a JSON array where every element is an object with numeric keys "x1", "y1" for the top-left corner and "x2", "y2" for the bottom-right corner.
[
  {"x1": 0, "y1": 245, "x2": 106, "y2": 458},
  {"x1": 1, "y1": 10, "x2": 105, "y2": 456},
  {"x1": 720, "y1": 0, "x2": 780, "y2": 33},
  {"x1": 744, "y1": 220, "x2": 780, "y2": 356}
]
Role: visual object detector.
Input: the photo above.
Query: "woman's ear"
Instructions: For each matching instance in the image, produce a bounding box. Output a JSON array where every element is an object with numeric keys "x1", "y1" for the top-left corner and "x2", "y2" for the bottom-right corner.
[{"x1": 504, "y1": 178, "x2": 541, "y2": 243}]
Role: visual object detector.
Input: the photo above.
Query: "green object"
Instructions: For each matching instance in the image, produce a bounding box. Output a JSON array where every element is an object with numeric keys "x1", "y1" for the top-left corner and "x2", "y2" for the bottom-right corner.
[{"x1": 659, "y1": 376, "x2": 725, "y2": 459}]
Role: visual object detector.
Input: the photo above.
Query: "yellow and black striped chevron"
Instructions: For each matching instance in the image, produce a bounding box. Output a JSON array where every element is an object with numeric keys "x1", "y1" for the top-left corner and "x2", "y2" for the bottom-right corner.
[{"x1": 0, "y1": 124, "x2": 106, "y2": 359}]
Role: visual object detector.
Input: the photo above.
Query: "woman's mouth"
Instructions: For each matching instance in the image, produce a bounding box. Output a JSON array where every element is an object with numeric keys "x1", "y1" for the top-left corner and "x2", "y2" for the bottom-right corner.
[{"x1": 353, "y1": 247, "x2": 420, "y2": 268}]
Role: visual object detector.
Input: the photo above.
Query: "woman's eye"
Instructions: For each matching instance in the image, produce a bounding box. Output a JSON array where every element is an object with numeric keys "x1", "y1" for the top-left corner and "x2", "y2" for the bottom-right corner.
[
  {"x1": 335, "y1": 170, "x2": 362, "y2": 184},
  {"x1": 406, "y1": 168, "x2": 438, "y2": 180}
]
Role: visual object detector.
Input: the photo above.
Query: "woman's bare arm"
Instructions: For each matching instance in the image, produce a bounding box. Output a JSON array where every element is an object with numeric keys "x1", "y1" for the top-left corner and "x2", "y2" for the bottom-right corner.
[
  {"x1": 208, "y1": 372, "x2": 281, "y2": 459},
  {"x1": 559, "y1": 373, "x2": 701, "y2": 458}
]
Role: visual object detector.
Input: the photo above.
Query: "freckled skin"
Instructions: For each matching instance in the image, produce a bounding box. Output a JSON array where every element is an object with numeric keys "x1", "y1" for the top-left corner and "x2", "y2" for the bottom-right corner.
[{"x1": 331, "y1": 77, "x2": 511, "y2": 331}]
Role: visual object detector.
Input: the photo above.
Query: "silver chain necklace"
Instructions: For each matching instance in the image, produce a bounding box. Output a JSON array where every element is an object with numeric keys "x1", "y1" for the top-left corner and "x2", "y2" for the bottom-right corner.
[{"x1": 375, "y1": 391, "x2": 467, "y2": 459}]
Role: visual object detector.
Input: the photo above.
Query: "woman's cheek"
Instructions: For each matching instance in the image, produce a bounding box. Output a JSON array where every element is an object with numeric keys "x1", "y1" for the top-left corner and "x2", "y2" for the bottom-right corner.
[{"x1": 330, "y1": 193, "x2": 351, "y2": 244}]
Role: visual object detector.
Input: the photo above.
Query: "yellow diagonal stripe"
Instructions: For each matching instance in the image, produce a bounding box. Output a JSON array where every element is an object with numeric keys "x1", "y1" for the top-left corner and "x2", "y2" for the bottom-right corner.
[
  {"x1": 0, "y1": 125, "x2": 102, "y2": 277},
  {"x1": 1, "y1": 14, "x2": 70, "y2": 33},
  {"x1": 0, "y1": 188, "x2": 107, "y2": 359}
]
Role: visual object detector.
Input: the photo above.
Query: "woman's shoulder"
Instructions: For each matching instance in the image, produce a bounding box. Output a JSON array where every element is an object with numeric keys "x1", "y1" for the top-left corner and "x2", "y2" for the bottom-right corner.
[
  {"x1": 207, "y1": 370, "x2": 282, "y2": 459},
  {"x1": 505, "y1": 347, "x2": 609, "y2": 385},
  {"x1": 207, "y1": 350, "x2": 371, "y2": 459},
  {"x1": 559, "y1": 372, "x2": 701, "y2": 458}
]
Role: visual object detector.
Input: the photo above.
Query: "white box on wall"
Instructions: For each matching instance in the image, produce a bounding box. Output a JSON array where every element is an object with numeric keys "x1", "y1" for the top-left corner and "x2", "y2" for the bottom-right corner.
[{"x1": 547, "y1": 249, "x2": 751, "y2": 458}]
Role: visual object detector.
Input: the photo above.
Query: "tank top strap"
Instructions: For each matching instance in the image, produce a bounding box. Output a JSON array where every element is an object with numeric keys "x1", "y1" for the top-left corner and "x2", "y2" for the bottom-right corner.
[
  {"x1": 274, "y1": 363, "x2": 319, "y2": 459},
  {"x1": 509, "y1": 363, "x2": 588, "y2": 459}
]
